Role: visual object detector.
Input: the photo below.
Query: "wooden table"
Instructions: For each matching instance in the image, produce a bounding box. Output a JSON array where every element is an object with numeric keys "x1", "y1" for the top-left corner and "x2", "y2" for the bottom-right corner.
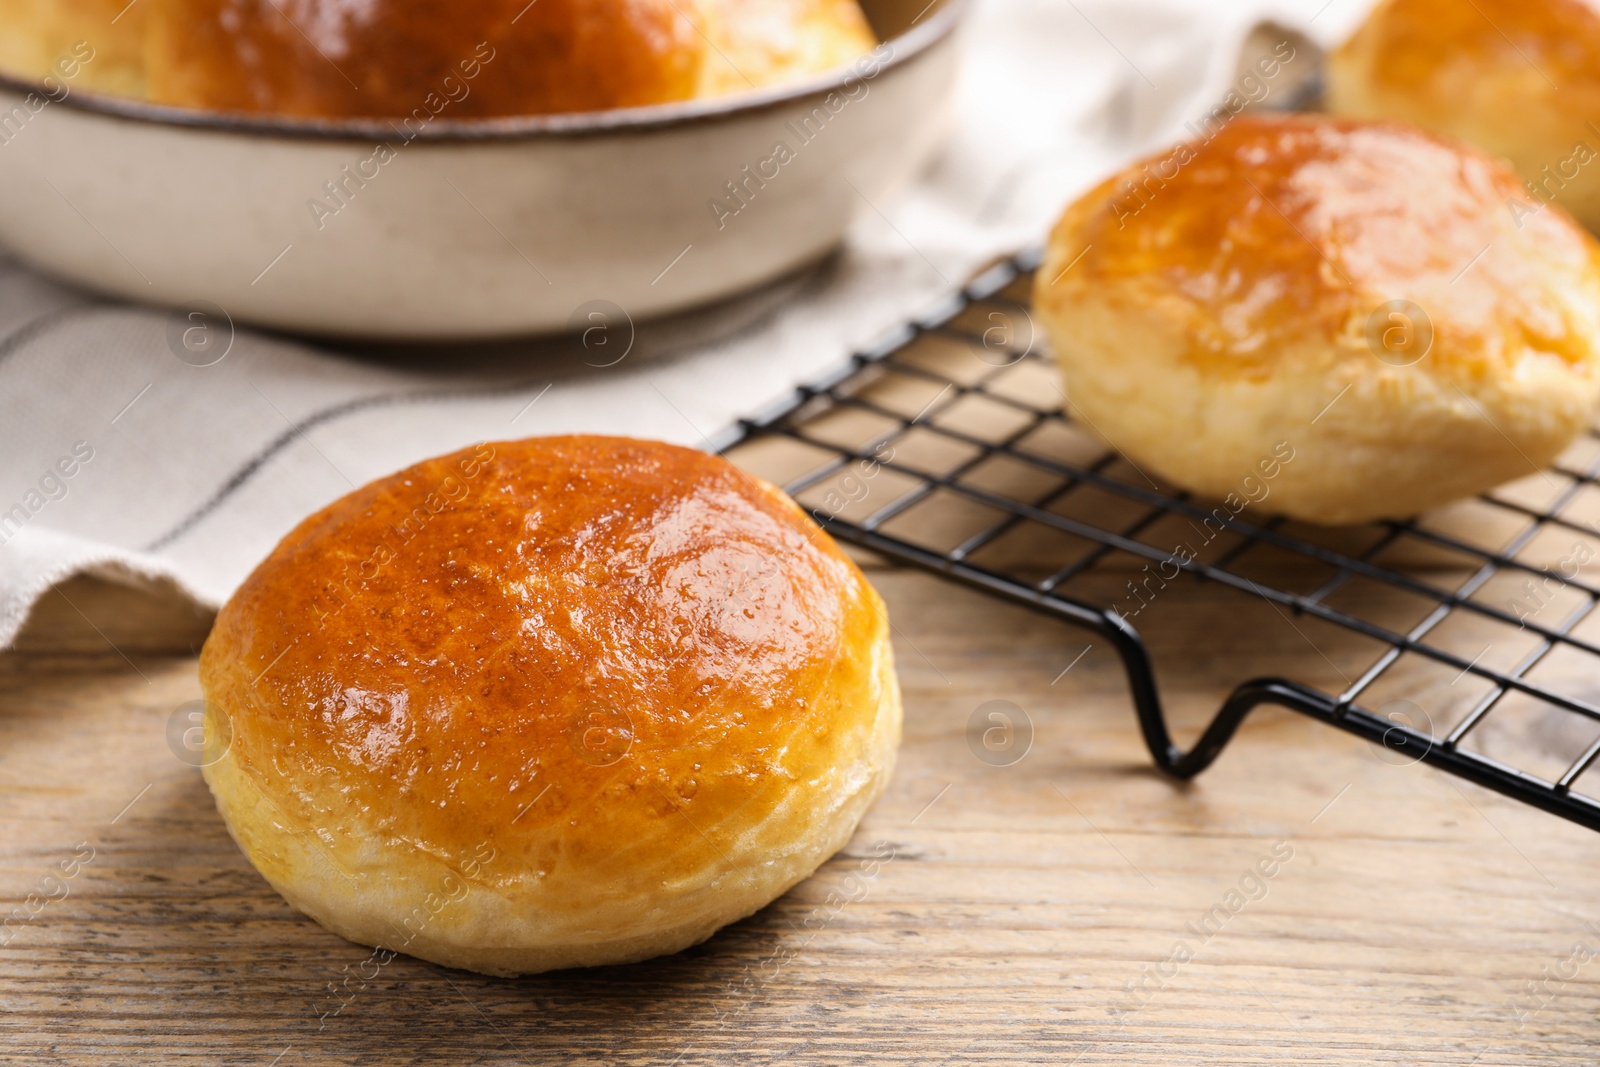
[{"x1": 3, "y1": 557, "x2": 1599, "y2": 1066}]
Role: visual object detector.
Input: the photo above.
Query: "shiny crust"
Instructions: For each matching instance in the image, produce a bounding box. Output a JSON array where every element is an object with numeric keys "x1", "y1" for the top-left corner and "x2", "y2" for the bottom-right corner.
[
  {"x1": 0, "y1": 0, "x2": 875, "y2": 118},
  {"x1": 1034, "y1": 114, "x2": 1600, "y2": 525},
  {"x1": 1327, "y1": 0, "x2": 1600, "y2": 231},
  {"x1": 199, "y1": 435, "x2": 900, "y2": 975}
]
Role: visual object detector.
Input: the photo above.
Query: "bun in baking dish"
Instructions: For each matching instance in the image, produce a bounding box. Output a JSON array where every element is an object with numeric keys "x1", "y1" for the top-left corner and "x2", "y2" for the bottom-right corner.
[
  {"x1": 198, "y1": 435, "x2": 900, "y2": 976},
  {"x1": 1327, "y1": 0, "x2": 1600, "y2": 232},
  {"x1": 1034, "y1": 115, "x2": 1600, "y2": 525},
  {"x1": 0, "y1": 0, "x2": 877, "y2": 118}
]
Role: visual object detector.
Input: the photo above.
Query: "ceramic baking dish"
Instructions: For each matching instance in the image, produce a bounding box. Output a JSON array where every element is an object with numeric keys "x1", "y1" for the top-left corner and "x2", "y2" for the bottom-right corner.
[{"x1": 0, "y1": 0, "x2": 964, "y2": 340}]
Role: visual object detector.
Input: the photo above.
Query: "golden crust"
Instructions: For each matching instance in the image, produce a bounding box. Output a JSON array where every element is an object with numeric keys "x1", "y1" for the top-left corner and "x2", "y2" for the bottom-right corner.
[
  {"x1": 199, "y1": 435, "x2": 900, "y2": 975},
  {"x1": 1034, "y1": 114, "x2": 1600, "y2": 525},
  {"x1": 1327, "y1": 0, "x2": 1600, "y2": 231},
  {"x1": 0, "y1": 0, "x2": 876, "y2": 118}
]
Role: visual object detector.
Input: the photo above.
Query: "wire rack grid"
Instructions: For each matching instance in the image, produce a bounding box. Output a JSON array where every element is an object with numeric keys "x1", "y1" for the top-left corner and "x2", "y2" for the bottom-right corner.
[{"x1": 711, "y1": 248, "x2": 1600, "y2": 834}]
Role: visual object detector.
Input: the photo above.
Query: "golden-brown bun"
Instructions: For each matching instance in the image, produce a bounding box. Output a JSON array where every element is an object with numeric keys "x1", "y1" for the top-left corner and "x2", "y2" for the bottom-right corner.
[
  {"x1": 0, "y1": 0, "x2": 875, "y2": 118},
  {"x1": 198, "y1": 435, "x2": 900, "y2": 976},
  {"x1": 1327, "y1": 0, "x2": 1600, "y2": 232},
  {"x1": 1034, "y1": 115, "x2": 1600, "y2": 526}
]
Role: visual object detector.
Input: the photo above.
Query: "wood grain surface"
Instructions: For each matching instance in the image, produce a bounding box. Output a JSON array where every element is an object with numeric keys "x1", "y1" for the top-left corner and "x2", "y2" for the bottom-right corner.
[{"x1": 3, "y1": 558, "x2": 1600, "y2": 1067}]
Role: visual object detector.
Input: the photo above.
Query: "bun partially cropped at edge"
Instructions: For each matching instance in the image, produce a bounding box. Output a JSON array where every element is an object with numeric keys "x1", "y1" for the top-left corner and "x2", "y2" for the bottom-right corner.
[
  {"x1": 1327, "y1": 0, "x2": 1600, "y2": 232},
  {"x1": 198, "y1": 435, "x2": 900, "y2": 976},
  {"x1": 1034, "y1": 114, "x2": 1600, "y2": 525},
  {"x1": 0, "y1": 0, "x2": 878, "y2": 118}
]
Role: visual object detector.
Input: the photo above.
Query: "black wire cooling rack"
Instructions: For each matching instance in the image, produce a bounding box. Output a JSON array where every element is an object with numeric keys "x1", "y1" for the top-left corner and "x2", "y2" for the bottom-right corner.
[{"x1": 711, "y1": 248, "x2": 1600, "y2": 834}]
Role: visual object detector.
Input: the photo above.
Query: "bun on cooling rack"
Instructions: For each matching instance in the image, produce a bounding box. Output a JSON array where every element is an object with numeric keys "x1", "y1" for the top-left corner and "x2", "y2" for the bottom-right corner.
[
  {"x1": 198, "y1": 435, "x2": 900, "y2": 976},
  {"x1": 0, "y1": 0, "x2": 877, "y2": 118},
  {"x1": 1327, "y1": 0, "x2": 1600, "y2": 232},
  {"x1": 1033, "y1": 114, "x2": 1600, "y2": 525}
]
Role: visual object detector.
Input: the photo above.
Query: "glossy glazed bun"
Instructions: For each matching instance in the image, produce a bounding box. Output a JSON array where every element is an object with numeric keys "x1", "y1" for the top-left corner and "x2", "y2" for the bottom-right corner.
[
  {"x1": 0, "y1": 0, "x2": 876, "y2": 118},
  {"x1": 198, "y1": 436, "x2": 900, "y2": 976},
  {"x1": 1034, "y1": 115, "x2": 1600, "y2": 525},
  {"x1": 1327, "y1": 0, "x2": 1600, "y2": 231}
]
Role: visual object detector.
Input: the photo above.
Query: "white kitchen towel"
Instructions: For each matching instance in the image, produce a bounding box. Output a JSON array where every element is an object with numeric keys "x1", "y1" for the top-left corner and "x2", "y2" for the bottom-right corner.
[{"x1": 0, "y1": 0, "x2": 1366, "y2": 649}]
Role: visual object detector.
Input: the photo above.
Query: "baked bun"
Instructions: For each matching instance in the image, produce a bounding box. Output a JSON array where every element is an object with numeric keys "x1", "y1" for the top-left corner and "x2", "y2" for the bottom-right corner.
[
  {"x1": 1034, "y1": 114, "x2": 1600, "y2": 525},
  {"x1": 1327, "y1": 0, "x2": 1600, "y2": 232},
  {"x1": 0, "y1": 0, "x2": 877, "y2": 118},
  {"x1": 198, "y1": 435, "x2": 900, "y2": 976}
]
